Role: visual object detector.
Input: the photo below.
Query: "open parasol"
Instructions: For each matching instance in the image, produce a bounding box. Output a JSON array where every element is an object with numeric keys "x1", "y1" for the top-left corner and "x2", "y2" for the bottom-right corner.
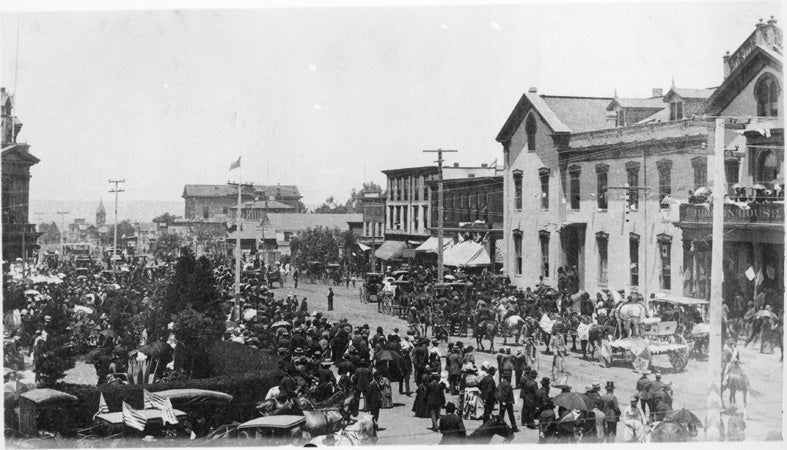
[
  {"x1": 373, "y1": 349, "x2": 403, "y2": 363},
  {"x1": 271, "y1": 320, "x2": 292, "y2": 328},
  {"x1": 694, "y1": 186, "x2": 712, "y2": 196},
  {"x1": 751, "y1": 184, "x2": 767, "y2": 190},
  {"x1": 24, "y1": 289, "x2": 40, "y2": 296},
  {"x1": 730, "y1": 183, "x2": 744, "y2": 190},
  {"x1": 243, "y1": 309, "x2": 258, "y2": 321},
  {"x1": 570, "y1": 290, "x2": 587, "y2": 301},
  {"x1": 553, "y1": 392, "x2": 589, "y2": 412}
]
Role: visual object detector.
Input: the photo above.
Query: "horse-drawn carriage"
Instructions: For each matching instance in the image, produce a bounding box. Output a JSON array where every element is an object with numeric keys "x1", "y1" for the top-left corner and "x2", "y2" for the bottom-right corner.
[
  {"x1": 604, "y1": 319, "x2": 692, "y2": 372},
  {"x1": 359, "y1": 272, "x2": 384, "y2": 303},
  {"x1": 650, "y1": 294, "x2": 709, "y2": 359}
]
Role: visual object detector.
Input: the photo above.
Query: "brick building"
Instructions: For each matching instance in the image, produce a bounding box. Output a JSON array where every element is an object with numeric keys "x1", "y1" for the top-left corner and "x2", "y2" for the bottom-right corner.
[
  {"x1": 182, "y1": 184, "x2": 302, "y2": 219},
  {"x1": 1, "y1": 87, "x2": 41, "y2": 261}
]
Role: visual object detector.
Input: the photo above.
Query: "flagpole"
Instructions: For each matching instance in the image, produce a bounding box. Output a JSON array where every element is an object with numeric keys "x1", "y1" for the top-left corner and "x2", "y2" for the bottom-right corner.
[{"x1": 235, "y1": 158, "x2": 242, "y2": 320}]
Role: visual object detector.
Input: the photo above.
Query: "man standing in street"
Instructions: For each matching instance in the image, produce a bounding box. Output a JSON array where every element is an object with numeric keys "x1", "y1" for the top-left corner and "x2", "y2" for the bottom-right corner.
[
  {"x1": 413, "y1": 339, "x2": 429, "y2": 387},
  {"x1": 327, "y1": 287, "x2": 334, "y2": 311},
  {"x1": 600, "y1": 381, "x2": 620, "y2": 442},
  {"x1": 622, "y1": 395, "x2": 646, "y2": 442},
  {"x1": 426, "y1": 373, "x2": 446, "y2": 431},
  {"x1": 647, "y1": 372, "x2": 664, "y2": 420},
  {"x1": 496, "y1": 373, "x2": 519, "y2": 432},
  {"x1": 520, "y1": 369, "x2": 539, "y2": 429},
  {"x1": 353, "y1": 360, "x2": 373, "y2": 414},
  {"x1": 438, "y1": 402, "x2": 466, "y2": 444},
  {"x1": 635, "y1": 370, "x2": 652, "y2": 416},
  {"x1": 479, "y1": 366, "x2": 497, "y2": 422},
  {"x1": 446, "y1": 347, "x2": 462, "y2": 395},
  {"x1": 399, "y1": 335, "x2": 414, "y2": 396},
  {"x1": 293, "y1": 267, "x2": 299, "y2": 288}
]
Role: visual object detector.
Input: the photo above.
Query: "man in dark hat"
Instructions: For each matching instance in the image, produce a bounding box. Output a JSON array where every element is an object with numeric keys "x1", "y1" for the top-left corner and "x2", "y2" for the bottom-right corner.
[
  {"x1": 327, "y1": 287, "x2": 334, "y2": 311},
  {"x1": 538, "y1": 397, "x2": 557, "y2": 443},
  {"x1": 426, "y1": 373, "x2": 446, "y2": 431},
  {"x1": 353, "y1": 360, "x2": 373, "y2": 415},
  {"x1": 413, "y1": 338, "x2": 429, "y2": 388},
  {"x1": 478, "y1": 366, "x2": 497, "y2": 422},
  {"x1": 520, "y1": 369, "x2": 539, "y2": 429},
  {"x1": 438, "y1": 402, "x2": 466, "y2": 444},
  {"x1": 647, "y1": 372, "x2": 665, "y2": 420},
  {"x1": 535, "y1": 376, "x2": 551, "y2": 417},
  {"x1": 513, "y1": 348, "x2": 529, "y2": 388},
  {"x1": 587, "y1": 382, "x2": 603, "y2": 410},
  {"x1": 366, "y1": 371, "x2": 383, "y2": 431},
  {"x1": 600, "y1": 381, "x2": 620, "y2": 441},
  {"x1": 446, "y1": 347, "x2": 462, "y2": 395},
  {"x1": 278, "y1": 366, "x2": 298, "y2": 400}
]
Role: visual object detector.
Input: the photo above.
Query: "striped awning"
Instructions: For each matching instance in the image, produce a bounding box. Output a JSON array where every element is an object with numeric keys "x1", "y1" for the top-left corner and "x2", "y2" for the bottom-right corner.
[{"x1": 374, "y1": 240, "x2": 406, "y2": 261}]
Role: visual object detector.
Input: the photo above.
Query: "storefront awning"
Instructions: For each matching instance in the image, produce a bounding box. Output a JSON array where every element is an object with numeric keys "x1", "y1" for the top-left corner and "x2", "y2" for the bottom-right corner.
[
  {"x1": 415, "y1": 236, "x2": 455, "y2": 253},
  {"x1": 357, "y1": 242, "x2": 371, "y2": 252},
  {"x1": 443, "y1": 240, "x2": 491, "y2": 267},
  {"x1": 375, "y1": 240, "x2": 406, "y2": 261}
]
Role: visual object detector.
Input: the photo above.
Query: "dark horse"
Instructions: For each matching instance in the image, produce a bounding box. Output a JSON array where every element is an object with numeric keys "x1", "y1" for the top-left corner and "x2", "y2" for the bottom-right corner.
[
  {"x1": 584, "y1": 324, "x2": 616, "y2": 360},
  {"x1": 722, "y1": 360, "x2": 750, "y2": 408},
  {"x1": 474, "y1": 320, "x2": 497, "y2": 353},
  {"x1": 467, "y1": 416, "x2": 515, "y2": 443}
]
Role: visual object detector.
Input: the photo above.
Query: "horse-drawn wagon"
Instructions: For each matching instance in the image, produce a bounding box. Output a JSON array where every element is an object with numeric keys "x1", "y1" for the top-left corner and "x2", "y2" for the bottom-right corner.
[
  {"x1": 359, "y1": 272, "x2": 384, "y2": 303},
  {"x1": 650, "y1": 294, "x2": 709, "y2": 359},
  {"x1": 603, "y1": 320, "x2": 692, "y2": 372}
]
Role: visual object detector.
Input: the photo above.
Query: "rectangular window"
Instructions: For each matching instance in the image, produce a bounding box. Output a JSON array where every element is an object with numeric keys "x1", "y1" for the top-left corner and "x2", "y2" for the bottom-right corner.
[
  {"x1": 692, "y1": 157, "x2": 707, "y2": 189},
  {"x1": 514, "y1": 232, "x2": 523, "y2": 275},
  {"x1": 626, "y1": 164, "x2": 639, "y2": 210},
  {"x1": 402, "y1": 206, "x2": 408, "y2": 232},
  {"x1": 202, "y1": 206, "x2": 210, "y2": 219},
  {"x1": 422, "y1": 205, "x2": 428, "y2": 229},
  {"x1": 539, "y1": 231, "x2": 550, "y2": 278},
  {"x1": 597, "y1": 165, "x2": 608, "y2": 210},
  {"x1": 658, "y1": 160, "x2": 672, "y2": 209},
  {"x1": 540, "y1": 170, "x2": 549, "y2": 210},
  {"x1": 616, "y1": 109, "x2": 625, "y2": 127},
  {"x1": 669, "y1": 101, "x2": 684, "y2": 120},
  {"x1": 630, "y1": 234, "x2": 639, "y2": 286},
  {"x1": 570, "y1": 168, "x2": 581, "y2": 210},
  {"x1": 389, "y1": 206, "x2": 394, "y2": 229},
  {"x1": 725, "y1": 159, "x2": 740, "y2": 184},
  {"x1": 514, "y1": 171, "x2": 523, "y2": 210},
  {"x1": 222, "y1": 206, "x2": 228, "y2": 215},
  {"x1": 658, "y1": 236, "x2": 672, "y2": 290},
  {"x1": 414, "y1": 177, "x2": 419, "y2": 201},
  {"x1": 284, "y1": 232, "x2": 293, "y2": 242},
  {"x1": 597, "y1": 233, "x2": 608, "y2": 284},
  {"x1": 412, "y1": 206, "x2": 419, "y2": 232}
]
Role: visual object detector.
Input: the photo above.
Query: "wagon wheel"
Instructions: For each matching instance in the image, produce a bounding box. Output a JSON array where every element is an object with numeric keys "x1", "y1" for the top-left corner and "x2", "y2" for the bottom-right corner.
[{"x1": 668, "y1": 334, "x2": 690, "y2": 372}]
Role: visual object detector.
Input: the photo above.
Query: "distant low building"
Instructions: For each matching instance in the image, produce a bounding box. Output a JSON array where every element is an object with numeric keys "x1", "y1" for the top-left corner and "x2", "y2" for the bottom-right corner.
[
  {"x1": 262, "y1": 213, "x2": 363, "y2": 256},
  {"x1": 182, "y1": 184, "x2": 302, "y2": 219}
]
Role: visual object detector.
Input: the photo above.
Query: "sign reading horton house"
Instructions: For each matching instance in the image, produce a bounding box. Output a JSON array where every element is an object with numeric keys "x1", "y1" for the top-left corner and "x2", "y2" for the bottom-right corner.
[{"x1": 679, "y1": 203, "x2": 784, "y2": 225}]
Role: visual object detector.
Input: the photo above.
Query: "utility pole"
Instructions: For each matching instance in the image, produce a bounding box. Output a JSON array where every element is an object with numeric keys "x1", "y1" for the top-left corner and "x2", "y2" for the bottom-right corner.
[
  {"x1": 423, "y1": 148, "x2": 458, "y2": 282},
  {"x1": 109, "y1": 179, "x2": 125, "y2": 278},
  {"x1": 642, "y1": 147, "x2": 649, "y2": 308},
  {"x1": 56, "y1": 210, "x2": 69, "y2": 258},
  {"x1": 228, "y1": 180, "x2": 253, "y2": 319},
  {"x1": 706, "y1": 118, "x2": 726, "y2": 440}
]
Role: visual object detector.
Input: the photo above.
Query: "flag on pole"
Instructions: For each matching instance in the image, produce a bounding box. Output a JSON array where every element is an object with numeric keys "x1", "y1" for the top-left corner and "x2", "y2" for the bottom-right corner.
[
  {"x1": 92, "y1": 393, "x2": 110, "y2": 420},
  {"x1": 143, "y1": 390, "x2": 179, "y2": 425},
  {"x1": 229, "y1": 157, "x2": 241, "y2": 171},
  {"x1": 122, "y1": 401, "x2": 148, "y2": 431}
]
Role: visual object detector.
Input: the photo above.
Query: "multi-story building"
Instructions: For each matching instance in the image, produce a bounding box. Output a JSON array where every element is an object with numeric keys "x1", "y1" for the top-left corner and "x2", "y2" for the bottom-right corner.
[
  {"x1": 424, "y1": 176, "x2": 504, "y2": 270},
  {"x1": 358, "y1": 191, "x2": 386, "y2": 271},
  {"x1": 496, "y1": 19, "x2": 783, "y2": 306},
  {"x1": 261, "y1": 213, "x2": 363, "y2": 257},
  {"x1": 1, "y1": 87, "x2": 41, "y2": 261},
  {"x1": 182, "y1": 184, "x2": 302, "y2": 219},
  {"x1": 376, "y1": 163, "x2": 498, "y2": 264}
]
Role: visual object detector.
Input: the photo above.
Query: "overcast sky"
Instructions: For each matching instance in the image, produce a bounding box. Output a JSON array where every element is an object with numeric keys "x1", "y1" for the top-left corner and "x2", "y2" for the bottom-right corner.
[{"x1": 1, "y1": 0, "x2": 781, "y2": 208}]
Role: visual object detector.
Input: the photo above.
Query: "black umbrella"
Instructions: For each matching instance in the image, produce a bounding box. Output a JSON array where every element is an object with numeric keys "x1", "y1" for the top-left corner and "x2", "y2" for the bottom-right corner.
[
  {"x1": 553, "y1": 392, "x2": 589, "y2": 412},
  {"x1": 373, "y1": 349, "x2": 403, "y2": 363}
]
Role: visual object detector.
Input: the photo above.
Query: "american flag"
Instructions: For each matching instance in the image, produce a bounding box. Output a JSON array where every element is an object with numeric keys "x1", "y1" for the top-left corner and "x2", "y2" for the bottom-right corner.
[
  {"x1": 92, "y1": 393, "x2": 110, "y2": 420},
  {"x1": 122, "y1": 401, "x2": 148, "y2": 431},
  {"x1": 143, "y1": 390, "x2": 179, "y2": 425}
]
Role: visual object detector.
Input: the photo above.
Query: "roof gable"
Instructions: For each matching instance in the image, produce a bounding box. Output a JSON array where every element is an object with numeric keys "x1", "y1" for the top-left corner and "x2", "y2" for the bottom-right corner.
[
  {"x1": 496, "y1": 91, "x2": 570, "y2": 143},
  {"x1": 540, "y1": 95, "x2": 613, "y2": 133},
  {"x1": 705, "y1": 44, "x2": 783, "y2": 116},
  {"x1": 1, "y1": 144, "x2": 39, "y2": 165},
  {"x1": 662, "y1": 88, "x2": 716, "y2": 103}
]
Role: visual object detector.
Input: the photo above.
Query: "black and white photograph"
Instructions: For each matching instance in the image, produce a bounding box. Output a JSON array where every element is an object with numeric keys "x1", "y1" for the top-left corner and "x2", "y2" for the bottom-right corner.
[{"x1": 1, "y1": 0, "x2": 784, "y2": 446}]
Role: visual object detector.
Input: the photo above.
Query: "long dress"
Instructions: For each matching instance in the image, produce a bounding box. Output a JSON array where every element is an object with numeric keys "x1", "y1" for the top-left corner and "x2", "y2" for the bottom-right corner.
[
  {"x1": 412, "y1": 382, "x2": 430, "y2": 418},
  {"x1": 380, "y1": 377, "x2": 393, "y2": 408},
  {"x1": 461, "y1": 387, "x2": 484, "y2": 420}
]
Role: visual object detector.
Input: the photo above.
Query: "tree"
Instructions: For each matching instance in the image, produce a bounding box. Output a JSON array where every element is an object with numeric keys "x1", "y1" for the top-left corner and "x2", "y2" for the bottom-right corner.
[
  {"x1": 100, "y1": 220, "x2": 137, "y2": 246},
  {"x1": 344, "y1": 181, "x2": 383, "y2": 213},
  {"x1": 314, "y1": 196, "x2": 350, "y2": 214},
  {"x1": 289, "y1": 226, "x2": 342, "y2": 268},
  {"x1": 152, "y1": 212, "x2": 181, "y2": 226},
  {"x1": 153, "y1": 231, "x2": 183, "y2": 262},
  {"x1": 37, "y1": 221, "x2": 61, "y2": 245}
]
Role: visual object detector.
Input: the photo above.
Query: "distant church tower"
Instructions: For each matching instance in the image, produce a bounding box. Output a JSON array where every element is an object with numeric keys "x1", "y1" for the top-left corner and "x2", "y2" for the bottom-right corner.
[{"x1": 96, "y1": 199, "x2": 106, "y2": 227}]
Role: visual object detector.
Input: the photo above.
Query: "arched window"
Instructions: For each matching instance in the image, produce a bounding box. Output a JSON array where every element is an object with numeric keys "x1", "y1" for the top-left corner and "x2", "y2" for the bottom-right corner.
[
  {"x1": 756, "y1": 74, "x2": 780, "y2": 117},
  {"x1": 757, "y1": 150, "x2": 780, "y2": 184},
  {"x1": 525, "y1": 114, "x2": 537, "y2": 152}
]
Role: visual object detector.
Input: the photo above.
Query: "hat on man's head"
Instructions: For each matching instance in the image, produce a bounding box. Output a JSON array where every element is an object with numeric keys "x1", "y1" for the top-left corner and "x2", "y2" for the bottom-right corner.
[
  {"x1": 487, "y1": 366, "x2": 497, "y2": 374},
  {"x1": 541, "y1": 377, "x2": 551, "y2": 385},
  {"x1": 630, "y1": 395, "x2": 639, "y2": 402},
  {"x1": 655, "y1": 373, "x2": 662, "y2": 379},
  {"x1": 584, "y1": 385, "x2": 594, "y2": 393},
  {"x1": 445, "y1": 402, "x2": 457, "y2": 413},
  {"x1": 592, "y1": 382, "x2": 601, "y2": 390},
  {"x1": 605, "y1": 381, "x2": 615, "y2": 390}
]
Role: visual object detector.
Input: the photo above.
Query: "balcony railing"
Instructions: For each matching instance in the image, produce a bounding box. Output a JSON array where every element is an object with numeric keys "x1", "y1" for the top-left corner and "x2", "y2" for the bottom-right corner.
[{"x1": 679, "y1": 202, "x2": 785, "y2": 225}]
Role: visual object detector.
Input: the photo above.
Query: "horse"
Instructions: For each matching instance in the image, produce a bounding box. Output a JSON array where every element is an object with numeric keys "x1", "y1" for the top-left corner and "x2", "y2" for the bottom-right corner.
[
  {"x1": 466, "y1": 416, "x2": 515, "y2": 443},
  {"x1": 584, "y1": 324, "x2": 616, "y2": 360},
  {"x1": 474, "y1": 320, "x2": 497, "y2": 353},
  {"x1": 615, "y1": 302, "x2": 649, "y2": 338},
  {"x1": 302, "y1": 409, "x2": 348, "y2": 437},
  {"x1": 303, "y1": 414, "x2": 377, "y2": 447},
  {"x1": 650, "y1": 421, "x2": 690, "y2": 442},
  {"x1": 502, "y1": 315, "x2": 528, "y2": 345},
  {"x1": 722, "y1": 359, "x2": 750, "y2": 408}
]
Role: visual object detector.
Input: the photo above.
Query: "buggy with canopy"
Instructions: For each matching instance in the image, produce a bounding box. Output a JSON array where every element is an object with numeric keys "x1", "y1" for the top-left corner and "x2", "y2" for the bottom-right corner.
[{"x1": 359, "y1": 272, "x2": 384, "y2": 303}]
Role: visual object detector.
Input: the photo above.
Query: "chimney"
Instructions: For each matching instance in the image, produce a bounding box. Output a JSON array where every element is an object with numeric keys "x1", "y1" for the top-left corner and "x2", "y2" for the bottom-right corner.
[
  {"x1": 528, "y1": 87, "x2": 537, "y2": 93},
  {"x1": 481, "y1": 163, "x2": 488, "y2": 168},
  {"x1": 652, "y1": 88, "x2": 663, "y2": 98},
  {"x1": 453, "y1": 162, "x2": 459, "y2": 168}
]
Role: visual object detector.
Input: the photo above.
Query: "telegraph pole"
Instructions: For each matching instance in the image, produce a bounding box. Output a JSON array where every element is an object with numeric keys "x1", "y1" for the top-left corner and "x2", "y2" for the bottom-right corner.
[
  {"x1": 56, "y1": 210, "x2": 69, "y2": 257},
  {"x1": 706, "y1": 118, "x2": 726, "y2": 440},
  {"x1": 109, "y1": 179, "x2": 125, "y2": 278},
  {"x1": 423, "y1": 148, "x2": 458, "y2": 282}
]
